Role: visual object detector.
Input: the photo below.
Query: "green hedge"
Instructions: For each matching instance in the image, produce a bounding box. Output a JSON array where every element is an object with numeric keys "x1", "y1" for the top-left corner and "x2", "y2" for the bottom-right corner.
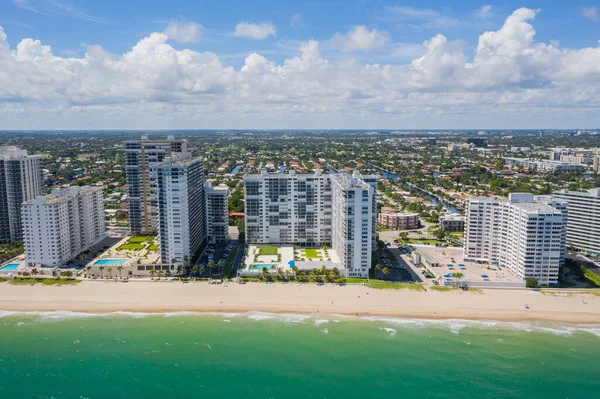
[{"x1": 581, "y1": 266, "x2": 600, "y2": 287}]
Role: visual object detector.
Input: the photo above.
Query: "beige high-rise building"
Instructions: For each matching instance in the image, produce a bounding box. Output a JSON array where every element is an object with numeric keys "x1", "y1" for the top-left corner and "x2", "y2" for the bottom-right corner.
[{"x1": 124, "y1": 136, "x2": 188, "y2": 235}]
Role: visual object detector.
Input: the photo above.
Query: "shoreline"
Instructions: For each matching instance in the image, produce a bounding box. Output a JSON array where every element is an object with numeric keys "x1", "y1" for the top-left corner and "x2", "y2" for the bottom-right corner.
[{"x1": 1, "y1": 281, "x2": 600, "y2": 324}]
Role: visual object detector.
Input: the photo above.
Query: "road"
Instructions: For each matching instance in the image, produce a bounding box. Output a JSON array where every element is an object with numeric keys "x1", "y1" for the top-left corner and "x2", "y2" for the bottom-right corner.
[{"x1": 377, "y1": 231, "x2": 424, "y2": 283}]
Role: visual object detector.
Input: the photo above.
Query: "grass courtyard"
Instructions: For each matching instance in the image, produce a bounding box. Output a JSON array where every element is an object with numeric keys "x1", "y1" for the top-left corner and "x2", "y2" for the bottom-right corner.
[
  {"x1": 258, "y1": 246, "x2": 279, "y2": 256},
  {"x1": 302, "y1": 248, "x2": 322, "y2": 259},
  {"x1": 116, "y1": 236, "x2": 158, "y2": 252}
]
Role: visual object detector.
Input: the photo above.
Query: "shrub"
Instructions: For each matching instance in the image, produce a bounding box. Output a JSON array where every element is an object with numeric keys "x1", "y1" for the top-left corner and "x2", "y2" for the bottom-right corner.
[{"x1": 526, "y1": 277, "x2": 539, "y2": 288}]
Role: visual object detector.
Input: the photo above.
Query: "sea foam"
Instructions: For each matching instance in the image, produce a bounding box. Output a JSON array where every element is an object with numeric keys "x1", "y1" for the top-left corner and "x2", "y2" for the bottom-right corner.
[{"x1": 1, "y1": 310, "x2": 599, "y2": 337}]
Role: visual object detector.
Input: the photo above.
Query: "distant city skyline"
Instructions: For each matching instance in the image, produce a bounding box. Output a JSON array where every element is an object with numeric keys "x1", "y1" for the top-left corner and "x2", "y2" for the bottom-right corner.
[{"x1": 1, "y1": 1, "x2": 600, "y2": 129}]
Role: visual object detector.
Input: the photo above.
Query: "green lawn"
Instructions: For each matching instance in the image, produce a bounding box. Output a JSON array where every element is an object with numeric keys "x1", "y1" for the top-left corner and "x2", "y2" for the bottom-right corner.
[
  {"x1": 429, "y1": 286, "x2": 459, "y2": 292},
  {"x1": 366, "y1": 281, "x2": 425, "y2": 291},
  {"x1": 117, "y1": 243, "x2": 145, "y2": 251},
  {"x1": 345, "y1": 278, "x2": 370, "y2": 284},
  {"x1": 302, "y1": 248, "x2": 322, "y2": 259},
  {"x1": 147, "y1": 244, "x2": 159, "y2": 251},
  {"x1": 258, "y1": 246, "x2": 279, "y2": 256},
  {"x1": 128, "y1": 235, "x2": 155, "y2": 243},
  {"x1": 406, "y1": 238, "x2": 456, "y2": 246}
]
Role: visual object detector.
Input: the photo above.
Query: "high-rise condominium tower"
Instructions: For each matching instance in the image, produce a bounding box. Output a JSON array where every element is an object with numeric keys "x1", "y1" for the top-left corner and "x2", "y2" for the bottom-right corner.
[
  {"x1": 205, "y1": 182, "x2": 229, "y2": 244},
  {"x1": 331, "y1": 171, "x2": 376, "y2": 278},
  {"x1": 0, "y1": 146, "x2": 44, "y2": 243},
  {"x1": 464, "y1": 193, "x2": 568, "y2": 286},
  {"x1": 553, "y1": 188, "x2": 600, "y2": 254},
  {"x1": 153, "y1": 155, "x2": 206, "y2": 266},
  {"x1": 243, "y1": 169, "x2": 376, "y2": 277},
  {"x1": 22, "y1": 186, "x2": 106, "y2": 267},
  {"x1": 124, "y1": 136, "x2": 188, "y2": 235}
]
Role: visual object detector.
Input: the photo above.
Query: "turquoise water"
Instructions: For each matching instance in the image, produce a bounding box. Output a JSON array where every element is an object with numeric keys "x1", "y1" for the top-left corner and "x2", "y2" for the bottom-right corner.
[
  {"x1": 0, "y1": 311, "x2": 599, "y2": 398},
  {"x1": 94, "y1": 259, "x2": 128, "y2": 265},
  {"x1": 0, "y1": 263, "x2": 19, "y2": 271}
]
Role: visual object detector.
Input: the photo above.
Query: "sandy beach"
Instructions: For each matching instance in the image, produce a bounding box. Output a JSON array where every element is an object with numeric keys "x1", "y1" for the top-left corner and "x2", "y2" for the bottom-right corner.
[{"x1": 1, "y1": 281, "x2": 599, "y2": 323}]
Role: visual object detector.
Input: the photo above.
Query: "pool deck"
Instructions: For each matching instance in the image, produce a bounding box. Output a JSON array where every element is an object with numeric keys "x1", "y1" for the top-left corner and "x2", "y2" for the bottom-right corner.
[
  {"x1": 413, "y1": 245, "x2": 524, "y2": 288},
  {"x1": 243, "y1": 245, "x2": 345, "y2": 276}
]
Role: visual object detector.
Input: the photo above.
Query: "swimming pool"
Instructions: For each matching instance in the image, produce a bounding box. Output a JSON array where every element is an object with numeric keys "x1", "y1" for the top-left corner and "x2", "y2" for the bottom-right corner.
[
  {"x1": 0, "y1": 263, "x2": 19, "y2": 271},
  {"x1": 444, "y1": 273, "x2": 467, "y2": 279},
  {"x1": 94, "y1": 259, "x2": 128, "y2": 266},
  {"x1": 249, "y1": 264, "x2": 276, "y2": 270}
]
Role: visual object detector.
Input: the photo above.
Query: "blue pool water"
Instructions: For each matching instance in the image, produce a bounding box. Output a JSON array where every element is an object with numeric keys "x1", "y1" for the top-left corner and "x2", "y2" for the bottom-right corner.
[
  {"x1": 444, "y1": 273, "x2": 467, "y2": 278},
  {"x1": 0, "y1": 263, "x2": 19, "y2": 271},
  {"x1": 249, "y1": 264, "x2": 276, "y2": 270},
  {"x1": 94, "y1": 259, "x2": 128, "y2": 266}
]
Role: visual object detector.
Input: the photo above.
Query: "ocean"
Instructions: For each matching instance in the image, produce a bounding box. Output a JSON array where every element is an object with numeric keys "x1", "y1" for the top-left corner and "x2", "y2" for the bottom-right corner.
[{"x1": 1, "y1": 311, "x2": 599, "y2": 399}]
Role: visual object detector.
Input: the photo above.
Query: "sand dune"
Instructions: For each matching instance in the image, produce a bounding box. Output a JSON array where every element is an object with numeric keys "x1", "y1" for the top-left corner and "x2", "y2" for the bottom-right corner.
[{"x1": 1, "y1": 281, "x2": 599, "y2": 323}]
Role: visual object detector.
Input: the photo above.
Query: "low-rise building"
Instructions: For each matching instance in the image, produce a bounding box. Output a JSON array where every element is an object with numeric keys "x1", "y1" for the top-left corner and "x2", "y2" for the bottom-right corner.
[
  {"x1": 504, "y1": 157, "x2": 586, "y2": 172},
  {"x1": 438, "y1": 214, "x2": 465, "y2": 232},
  {"x1": 378, "y1": 212, "x2": 420, "y2": 230}
]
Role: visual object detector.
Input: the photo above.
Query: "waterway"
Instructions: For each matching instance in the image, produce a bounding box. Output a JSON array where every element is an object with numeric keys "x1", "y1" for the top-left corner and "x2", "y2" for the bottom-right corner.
[
  {"x1": 369, "y1": 165, "x2": 461, "y2": 213},
  {"x1": 228, "y1": 164, "x2": 241, "y2": 175}
]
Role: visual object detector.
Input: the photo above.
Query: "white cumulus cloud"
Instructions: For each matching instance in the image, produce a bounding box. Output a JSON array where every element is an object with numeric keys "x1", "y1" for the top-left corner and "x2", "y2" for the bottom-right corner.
[
  {"x1": 234, "y1": 22, "x2": 276, "y2": 40},
  {"x1": 581, "y1": 6, "x2": 600, "y2": 21},
  {"x1": 164, "y1": 19, "x2": 203, "y2": 43},
  {"x1": 330, "y1": 25, "x2": 389, "y2": 52},
  {"x1": 1, "y1": 8, "x2": 600, "y2": 129}
]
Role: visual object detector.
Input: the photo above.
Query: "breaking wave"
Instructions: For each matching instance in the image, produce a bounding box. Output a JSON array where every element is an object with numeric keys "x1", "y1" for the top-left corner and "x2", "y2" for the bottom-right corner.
[{"x1": 1, "y1": 310, "x2": 599, "y2": 337}]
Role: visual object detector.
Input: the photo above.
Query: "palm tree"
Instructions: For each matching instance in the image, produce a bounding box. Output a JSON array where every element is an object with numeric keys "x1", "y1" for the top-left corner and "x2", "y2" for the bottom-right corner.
[
  {"x1": 107, "y1": 267, "x2": 113, "y2": 279},
  {"x1": 382, "y1": 267, "x2": 390, "y2": 275},
  {"x1": 79, "y1": 253, "x2": 87, "y2": 264},
  {"x1": 292, "y1": 265, "x2": 299, "y2": 276},
  {"x1": 117, "y1": 266, "x2": 123, "y2": 279},
  {"x1": 99, "y1": 266, "x2": 105, "y2": 279},
  {"x1": 207, "y1": 260, "x2": 215, "y2": 279},
  {"x1": 39, "y1": 270, "x2": 45, "y2": 277},
  {"x1": 192, "y1": 266, "x2": 200, "y2": 280},
  {"x1": 183, "y1": 255, "x2": 189, "y2": 272},
  {"x1": 149, "y1": 269, "x2": 157, "y2": 279},
  {"x1": 176, "y1": 265, "x2": 183, "y2": 278},
  {"x1": 86, "y1": 266, "x2": 91, "y2": 278},
  {"x1": 165, "y1": 270, "x2": 171, "y2": 279},
  {"x1": 31, "y1": 268, "x2": 38, "y2": 278},
  {"x1": 157, "y1": 270, "x2": 164, "y2": 279},
  {"x1": 52, "y1": 269, "x2": 58, "y2": 279}
]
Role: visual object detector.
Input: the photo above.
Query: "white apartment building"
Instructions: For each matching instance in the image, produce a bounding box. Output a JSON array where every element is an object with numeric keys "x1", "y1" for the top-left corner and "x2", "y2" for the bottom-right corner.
[
  {"x1": 153, "y1": 155, "x2": 206, "y2": 267},
  {"x1": 205, "y1": 182, "x2": 229, "y2": 244},
  {"x1": 331, "y1": 171, "x2": 375, "y2": 278},
  {"x1": 553, "y1": 188, "x2": 600, "y2": 254},
  {"x1": 124, "y1": 136, "x2": 188, "y2": 235},
  {"x1": 244, "y1": 169, "x2": 333, "y2": 245},
  {"x1": 465, "y1": 193, "x2": 568, "y2": 286},
  {"x1": 22, "y1": 186, "x2": 106, "y2": 267},
  {"x1": 504, "y1": 157, "x2": 586, "y2": 172},
  {"x1": 0, "y1": 146, "x2": 44, "y2": 243},
  {"x1": 243, "y1": 169, "x2": 376, "y2": 277}
]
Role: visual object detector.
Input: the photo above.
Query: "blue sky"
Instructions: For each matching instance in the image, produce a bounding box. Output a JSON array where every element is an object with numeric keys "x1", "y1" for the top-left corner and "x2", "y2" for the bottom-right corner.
[
  {"x1": 3, "y1": 0, "x2": 599, "y2": 64},
  {"x1": 0, "y1": 0, "x2": 599, "y2": 129}
]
